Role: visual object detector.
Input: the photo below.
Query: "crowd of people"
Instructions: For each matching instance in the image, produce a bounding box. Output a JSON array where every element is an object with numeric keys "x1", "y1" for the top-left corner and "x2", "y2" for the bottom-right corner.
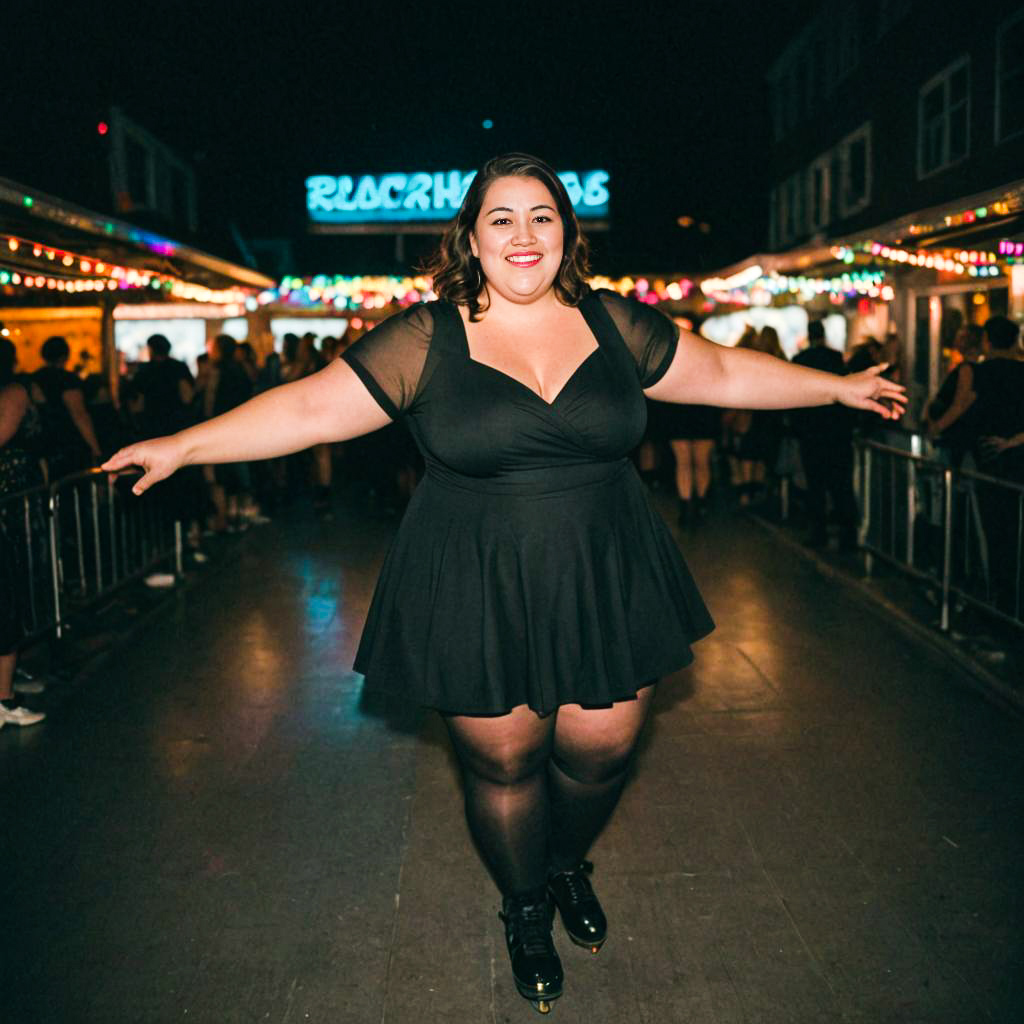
[
  {"x1": 3, "y1": 311, "x2": 1022, "y2": 735},
  {"x1": 923, "y1": 315, "x2": 1024, "y2": 613},
  {"x1": 0, "y1": 326, "x2": 421, "y2": 731},
  {"x1": 638, "y1": 319, "x2": 902, "y2": 551}
]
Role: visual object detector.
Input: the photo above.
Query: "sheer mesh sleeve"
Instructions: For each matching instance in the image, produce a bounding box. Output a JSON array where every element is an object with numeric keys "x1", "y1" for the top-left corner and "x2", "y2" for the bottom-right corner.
[
  {"x1": 340, "y1": 304, "x2": 434, "y2": 419},
  {"x1": 595, "y1": 290, "x2": 679, "y2": 387}
]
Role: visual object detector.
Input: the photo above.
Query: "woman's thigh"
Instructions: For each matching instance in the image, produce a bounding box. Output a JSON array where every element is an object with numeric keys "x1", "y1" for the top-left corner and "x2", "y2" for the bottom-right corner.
[
  {"x1": 444, "y1": 703, "x2": 555, "y2": 783},
  {"x1": 552, "y1": 684, "x2": 656, "y2": 782}
]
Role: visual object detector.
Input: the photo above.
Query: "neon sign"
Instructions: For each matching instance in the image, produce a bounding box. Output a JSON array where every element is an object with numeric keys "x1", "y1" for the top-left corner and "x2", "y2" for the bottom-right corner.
[{"x1": 306, "y1": 169, "x2": 610, "y2": 226}]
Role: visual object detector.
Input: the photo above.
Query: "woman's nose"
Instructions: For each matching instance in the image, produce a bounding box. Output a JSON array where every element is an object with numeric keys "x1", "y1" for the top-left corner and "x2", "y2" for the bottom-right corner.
[{"x1": 511, "y1": 217, "x2": 536, "y2": 243}]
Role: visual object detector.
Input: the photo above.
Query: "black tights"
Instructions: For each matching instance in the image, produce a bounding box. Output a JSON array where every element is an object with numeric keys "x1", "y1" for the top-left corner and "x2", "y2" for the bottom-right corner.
[{"x1": 443, "y1": 685, "x2": 655, "y2": 898}]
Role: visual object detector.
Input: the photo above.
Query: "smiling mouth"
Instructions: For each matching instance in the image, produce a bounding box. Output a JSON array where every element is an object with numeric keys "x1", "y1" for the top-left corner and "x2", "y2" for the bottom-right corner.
[{"x1": 506, "y1": 253, "x2": 542, "y2": 267}]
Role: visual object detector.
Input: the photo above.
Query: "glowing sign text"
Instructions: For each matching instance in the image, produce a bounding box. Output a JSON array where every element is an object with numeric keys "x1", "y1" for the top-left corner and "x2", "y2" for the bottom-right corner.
[{"x1": 306, "y1": 169, "x2": 610, "y2": 224}]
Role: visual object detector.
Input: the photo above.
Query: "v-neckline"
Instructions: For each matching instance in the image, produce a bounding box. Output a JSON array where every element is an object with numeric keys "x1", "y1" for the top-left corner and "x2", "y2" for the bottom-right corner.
[{"x1": 453, "y1": 300, "x2": 602, "y2": 408}]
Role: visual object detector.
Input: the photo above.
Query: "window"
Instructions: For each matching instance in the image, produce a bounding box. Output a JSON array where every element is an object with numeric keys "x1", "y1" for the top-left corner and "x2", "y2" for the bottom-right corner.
[
  {"x1": 839, "y1": 123, "x2": 872, "y2": 216},
  {"x1": 806, "y1": 154, "x2": 831, "y2": 233},
  {"x1": 996, "y1": 8, "x2": 1024, "y2": 142},
  {"x1": 784, "y1": 173, "x2": 805, "y2": 243},
  {"x1": 918, "y1": 57, "x2": 970, "y2": 177}
]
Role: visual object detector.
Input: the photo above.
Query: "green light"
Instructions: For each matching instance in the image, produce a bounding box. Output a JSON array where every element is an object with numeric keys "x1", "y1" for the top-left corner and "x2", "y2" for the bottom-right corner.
[
  {"x1": 976, "y1": 206, "x2": 988, "y2": 218},
  {"x1": 104, "y1": 223, "x2": 114, "y2": 234},
  {"x1": 0, "y1": 271, "x2": 9, "y2": 284},
  {"x1": 22, "y1": 196, "x2": 33, "y2": 208}
]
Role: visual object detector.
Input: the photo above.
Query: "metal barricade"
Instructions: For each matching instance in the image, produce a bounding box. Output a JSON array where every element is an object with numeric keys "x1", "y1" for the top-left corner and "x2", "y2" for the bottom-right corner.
[
  {"x1": 0, "y1": 478, "x2": 57, "y2": 644},
  {"x1": 1, "y1": 468, "x2": 183, "y2": 646},
  {"x1": 857, "y1": 440, "x2": 1024, "y2": 632}
]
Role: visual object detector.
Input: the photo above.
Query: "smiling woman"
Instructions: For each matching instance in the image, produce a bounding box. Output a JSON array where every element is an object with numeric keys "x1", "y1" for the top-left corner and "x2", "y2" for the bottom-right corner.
[
  {"x1": 426, "y1": 153, "x2": 590, "y2": 320},
  {"x1": 101, "y1": 150, "x2": 905, "y2": 1016}
]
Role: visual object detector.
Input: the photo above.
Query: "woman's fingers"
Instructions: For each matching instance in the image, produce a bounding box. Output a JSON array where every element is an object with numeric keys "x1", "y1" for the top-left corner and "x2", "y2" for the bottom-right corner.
[{"x1": 101, "y1": 447, "x2": 141, "y2": 472}]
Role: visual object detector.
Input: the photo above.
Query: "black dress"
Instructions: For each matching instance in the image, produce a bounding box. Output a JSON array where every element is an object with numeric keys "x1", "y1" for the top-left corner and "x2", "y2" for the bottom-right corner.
[{"x1": 341, "y1": 289, "x2": 714, "y2": 715}]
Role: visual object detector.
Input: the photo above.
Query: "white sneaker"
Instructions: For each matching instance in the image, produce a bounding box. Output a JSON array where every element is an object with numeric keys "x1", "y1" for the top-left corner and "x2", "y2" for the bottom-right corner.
[{"x1": 0, "y1": 702, "x2": 46, "y2": 728}]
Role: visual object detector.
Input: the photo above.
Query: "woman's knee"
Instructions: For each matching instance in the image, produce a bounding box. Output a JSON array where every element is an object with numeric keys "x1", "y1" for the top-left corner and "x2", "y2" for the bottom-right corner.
[
  {"x1": 446, "y1": 717, "x2": 552, "y2": 785},
  {"x1": 551, "y1": 736, "x2": 635, "y2": 785}
]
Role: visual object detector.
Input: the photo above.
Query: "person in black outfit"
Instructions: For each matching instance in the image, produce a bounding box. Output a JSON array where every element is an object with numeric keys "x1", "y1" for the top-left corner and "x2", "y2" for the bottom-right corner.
[
  {"x1": 102, "y1": 154, "x2": 905, "y2": 1013},
  {"x1": 955, "y1": 316, "x2": 1024, "y2": 615},
  {"x1": 131, "y1": 334, "x2": 202, "y2": 541},
  {"x1": 31, "y1": 335, "x2": 102, "y2": 480},
  {"x1": 0, "y1": 339, "x2": 46, "y2": 729},
  {"x1": 200, "y1": 334, "x2": 253, "y2": 531},
  {"x1": 791, "y1": 321, "x2": 860, "y2": 550},
  {"x1": 132, "y1": 334, "x2": 195, "y2": 440},
  {"x1": 924, "y1": 324, "x2": 985, "y2": 468}
]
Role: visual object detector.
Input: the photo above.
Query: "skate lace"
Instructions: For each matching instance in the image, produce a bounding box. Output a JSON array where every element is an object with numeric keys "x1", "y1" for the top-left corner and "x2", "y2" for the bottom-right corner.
[
  {"x1": 558, "y1": 862, "x2": 595, "y2": 906},
  {"x1": 509, "y1": 901, "x2": 552, "y2": 958}
]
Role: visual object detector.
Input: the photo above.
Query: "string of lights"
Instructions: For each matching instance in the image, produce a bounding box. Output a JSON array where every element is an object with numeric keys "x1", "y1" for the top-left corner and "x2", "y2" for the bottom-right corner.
[
  {"x1": 0, "y1": 231, "x2": 256, "y2": 304},
  {"x1": 260, "y1": 274, "x2": 698, "y2": 310}
]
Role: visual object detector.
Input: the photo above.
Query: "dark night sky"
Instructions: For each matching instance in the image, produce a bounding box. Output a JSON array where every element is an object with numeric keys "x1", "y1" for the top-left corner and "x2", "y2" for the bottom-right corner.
[{"x1": 5, "y1": 1, "x2": 817, "y2": 276}]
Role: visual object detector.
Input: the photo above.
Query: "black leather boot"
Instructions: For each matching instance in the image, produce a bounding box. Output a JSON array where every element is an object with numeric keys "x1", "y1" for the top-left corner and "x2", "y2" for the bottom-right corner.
[
  {"x1": 500, "y1": 890, "x2": 563, "y2": 1013},
  {"x1": 548, "y1": 860, "x2": 607, "y2": 953}
]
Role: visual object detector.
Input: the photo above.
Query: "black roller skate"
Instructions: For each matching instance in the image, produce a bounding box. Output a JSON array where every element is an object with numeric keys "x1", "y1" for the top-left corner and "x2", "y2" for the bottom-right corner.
[
  {"x1": 547, "y1": 860, "x2": 607, "y2": 954},
  {"x1": 500, "y1": 890, "x2": 564, "y2": 1013}
]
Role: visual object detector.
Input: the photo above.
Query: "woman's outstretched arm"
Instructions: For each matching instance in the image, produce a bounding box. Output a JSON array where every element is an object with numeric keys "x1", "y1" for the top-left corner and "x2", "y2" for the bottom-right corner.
[
  {"x1": 102, "y1": 359, "x2": 392, "y2": 495},
  {"x1": 645, "y1": 328, "x2": 906, "y2": 419}
]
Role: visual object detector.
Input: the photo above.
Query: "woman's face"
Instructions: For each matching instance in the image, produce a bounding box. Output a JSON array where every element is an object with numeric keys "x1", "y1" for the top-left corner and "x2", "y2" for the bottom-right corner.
[{"x1": 470, "y1": 175, "x2": 564, "y2": 305}]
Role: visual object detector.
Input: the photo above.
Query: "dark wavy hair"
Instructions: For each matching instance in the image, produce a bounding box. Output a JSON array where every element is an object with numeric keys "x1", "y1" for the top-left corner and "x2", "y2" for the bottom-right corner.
[{"x1": 426, "y1": 153, "x2": 591, "y2": 321}]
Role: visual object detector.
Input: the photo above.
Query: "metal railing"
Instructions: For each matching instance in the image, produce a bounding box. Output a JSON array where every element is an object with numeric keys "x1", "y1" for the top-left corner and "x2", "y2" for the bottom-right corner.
[
  {"x1": 1, "y1": 468, "x2": 182, "y2": 646},
  {"x1": 856, "y1": 440, "x2": 1024, "y2": 632}
]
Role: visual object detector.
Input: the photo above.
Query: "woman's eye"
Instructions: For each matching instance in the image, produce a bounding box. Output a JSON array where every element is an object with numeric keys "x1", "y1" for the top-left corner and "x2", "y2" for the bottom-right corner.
[
  {"x1": 534, "y1": 215, "x2": 552, "y2": 223},
  {"x1": 491, "y1": 217, "x2": 511, "y2": 225}
]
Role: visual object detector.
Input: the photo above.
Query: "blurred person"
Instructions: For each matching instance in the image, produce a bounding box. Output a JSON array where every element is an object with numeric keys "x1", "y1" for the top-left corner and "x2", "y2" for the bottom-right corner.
[
  {"x1": 791, "y1": 319, "x2": 859, "y2": 550},
  {"x1": 845, "y1": 336, "x2": 883, "y2": 374},
  {"x1": 132, "y1": 334, "x2": 195, "y2": 438},
  {"x1": 234, "y1": 341, "x2": 260, "y2": 386},
  {"x1": 131, "y1": 334, "x2": 206, "y2": 551},
  {"x1": 721, "y1": 326, "x2": 759, "y2": 504},
  {"x1": 103, "y1": 153, "x2": 904, "y2": 1013},
  {"x1": 202, "y1": 334, "x2": 255, "y2": 531},
  {"x1": 925, "y1": 324, "x2": 985, "y2": 467},
  {"x1": 0, "y1": 338, "x2": 45, "y2": 729},
  {"x1": 31, "y1": 335, "x2": 102, "y2": 479},
  {"x1": 319, "y1": 335, "x2": 341, "y2": 362},
  {"x1": 955, "y1": 316, "x2": 1024, "y2": 614},
  {"x1": 744, "y1": 326, "x2": 788, "y2": 504},
  {"x1": 881, "y1": 330, "x2": 903, "y2": 384},
  {"x1": 284, "y1": 333, "x2": 332, "y2": 515}
]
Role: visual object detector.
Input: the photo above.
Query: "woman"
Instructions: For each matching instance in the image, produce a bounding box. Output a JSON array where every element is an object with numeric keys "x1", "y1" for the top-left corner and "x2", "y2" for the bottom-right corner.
[
  {"x1": 721, "y1": 326, "x2": 760, "y2": 504},
  {"x1": 651, "y1": 316, "x2": 718, "y2": 526},
  {"x1": 103, "y1": 153, "x2": 905, "y2": 1013},
  {"x1": 0, "y1": 338, "x2": 46, "y2": 730}
]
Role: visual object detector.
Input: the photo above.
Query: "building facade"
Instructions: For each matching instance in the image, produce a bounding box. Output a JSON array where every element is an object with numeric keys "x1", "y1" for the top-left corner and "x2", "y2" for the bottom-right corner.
[{"x1": 759, "y1": 0, "x2": 1024, "y2": 416}]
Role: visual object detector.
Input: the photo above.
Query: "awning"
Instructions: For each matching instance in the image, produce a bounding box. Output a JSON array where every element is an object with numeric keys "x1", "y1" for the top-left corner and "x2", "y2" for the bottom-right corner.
[{"x1": 0, "y1": 176, "x2": 274, "y2": 303}]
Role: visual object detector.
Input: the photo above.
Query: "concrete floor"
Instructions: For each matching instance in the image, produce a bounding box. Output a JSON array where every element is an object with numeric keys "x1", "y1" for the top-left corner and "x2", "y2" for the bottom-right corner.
[{"x1": 2, "y1": 495, "x2": 1022, "y2": 1023}]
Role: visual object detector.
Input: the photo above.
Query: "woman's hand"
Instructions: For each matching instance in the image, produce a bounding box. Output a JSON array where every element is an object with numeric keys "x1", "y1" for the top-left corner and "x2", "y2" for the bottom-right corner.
[
  {"x1": 101, "y1": 435, "x2": 186, "y2": 496},
  {"x1": 979, "y1": 435, "x2": 1015, "y2": 458},
  {"x1": 836, "y1": 364, "x2": 907, "y2": 420}
]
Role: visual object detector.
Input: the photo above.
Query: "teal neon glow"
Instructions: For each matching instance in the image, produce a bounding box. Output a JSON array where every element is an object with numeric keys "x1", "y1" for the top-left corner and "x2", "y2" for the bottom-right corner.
[{"x1": 306, "y1": 169, "x2": 610, "y2": 224}]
